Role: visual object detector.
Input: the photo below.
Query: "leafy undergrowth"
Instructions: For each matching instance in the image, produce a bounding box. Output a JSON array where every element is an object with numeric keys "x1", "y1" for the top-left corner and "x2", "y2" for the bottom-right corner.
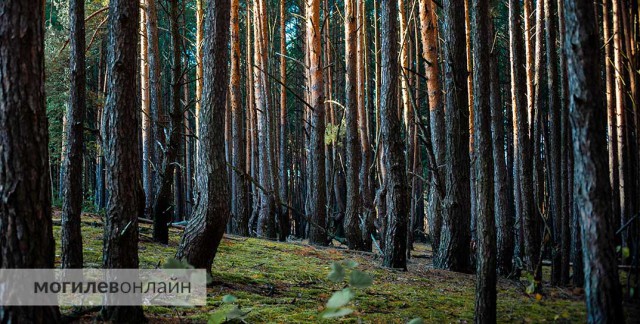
[{"x1": 51, "y1": 211, "x2": 637, "y2": 323}]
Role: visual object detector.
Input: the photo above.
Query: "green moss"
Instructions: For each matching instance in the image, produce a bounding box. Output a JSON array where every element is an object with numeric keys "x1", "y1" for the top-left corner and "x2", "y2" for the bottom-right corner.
[{"x1": 52, "y1": 213, "x2": 624, "y2": 323}]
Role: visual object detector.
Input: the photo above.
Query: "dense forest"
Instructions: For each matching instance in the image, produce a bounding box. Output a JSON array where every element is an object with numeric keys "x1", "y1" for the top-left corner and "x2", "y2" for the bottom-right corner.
[{"x1": 1, "y1": 0, "x2": 639, "y2": 322}]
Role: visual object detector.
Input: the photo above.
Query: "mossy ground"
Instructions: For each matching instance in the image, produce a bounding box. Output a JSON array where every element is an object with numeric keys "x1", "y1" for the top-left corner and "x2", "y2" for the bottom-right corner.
[{"x1": 52, "y1": 211, "x2": 638, "y2": 323}]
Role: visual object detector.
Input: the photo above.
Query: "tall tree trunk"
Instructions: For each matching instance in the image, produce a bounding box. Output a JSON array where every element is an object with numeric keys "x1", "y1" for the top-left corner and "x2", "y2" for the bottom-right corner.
[
  {"x1": 564, "y1": 0, "x2": 625, "y2": 321},
  {"x1": 278, "y1": 0, "x2": 290, "y2": 241},
  {"x1": 306, "y1": 0, "x2": 328, "y2": 245},
  {"x1": 545, "y1": 0, "x2": 562, "y2": 285},
  {"x1": 254, "y1": 0, "x2": 277, "y2": 239},
  {"x1": 489, "y1": 10, "x2": 513, "y2": 277},
  {"x1": 141, "y1": 1, "x2": 154, "y2": 224},
  {"x1": 195, "y1": 0, "x2": 204, "y2": 159},
  {"x1": 344, "y1": 0, "x2": 365, "y2": 250},
  {"x1": 145, "y1": 0, "x2": 163, "y2": 220},
  {"x1": 152, "y1": 0, "x2": 183, "y2": 244},
  {"x1": 472, "y1": 0, "x2": 496, "y2": 321},
  {"x1": 230, "y1": 0, "x2": 248, "y2": 236},
  {"x1": 435, "y1": 0, "x2": 472, "y2": 273},
  {"x1": 101, "y1": 0, "x2": 145, "y2": 320},
  {"x1": 418, "y1": 0, "x2": 445, "y2": 255},
  {"x1": 380, "y1": 0, "x2": 408, "y2": 269},
  {"x1": 0, "y1": 0, "x2": 61, "y2": 321},
  {"x1": 358, "y1": 0, "x2": 374, "y2": 250},
  {"x1": 62, "y1": 0, "x2": 86, "y2": 269},
  {"x1": 509, "y1": 0, "x2": 537, "y2": 278},
  {"x1": 602, "y1": 0, "x2": 621, "y2": 247},
  {"x1": 176, "y1": 0, "x2": 232, "y2": 270},
  {"x1": 557, "y1": 0, "x2": 571, "y2": 286}
]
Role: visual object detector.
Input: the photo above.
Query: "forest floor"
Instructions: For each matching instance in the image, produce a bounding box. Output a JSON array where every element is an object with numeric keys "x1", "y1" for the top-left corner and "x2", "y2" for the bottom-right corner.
[{"x1": 52, "y1": 210, "x2": 639, "y2": 323}]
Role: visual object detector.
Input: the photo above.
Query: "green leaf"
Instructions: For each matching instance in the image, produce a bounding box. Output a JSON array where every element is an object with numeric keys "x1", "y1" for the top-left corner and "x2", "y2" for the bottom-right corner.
[
  {"x1": 328, "y1": 262, "x2": 345, "y2": 283},
  {"x1": 222, "y1": 295, "x2": 238, "y2": 303},
  {"x1": 525, "y1": 281, "x2": 535, "y2": 295},
  {"x1": 326, "y1": 288, "x2": 354, "y2": 308},
  {"x1": 226, "y1": 306, "x2": 249, "y2": 320},
  {"x1": 622, "y1": 247, "x2": 630, "y2": 259},
  {"x1": 407, "y1": 318, "x2": 424, "y2": 324},
  {"x1": 349, "y1": 270, "x2": 373, "y2": 288},
  {"x1": 207, "y1": 310, "x2": 226, "y2": 324},
  {"x1": 342, "y1": 260, "x2": 359, "y2": 269},
  {"x1": 321, "y1": 307, "x2": 354, "y2": 318}
]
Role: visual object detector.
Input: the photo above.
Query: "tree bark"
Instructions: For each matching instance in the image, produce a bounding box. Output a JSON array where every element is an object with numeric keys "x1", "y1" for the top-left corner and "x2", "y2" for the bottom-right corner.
[
  {"x1": 471, "y1": 0, "x2": 497, "y2": 321},
  {"x1": 0, "y1": 1, "x2": 61, "y2": 321},
  {"x1": 278, "y1": 0, "x2": 290, "y2": 241},
  {"x1": 545, "y1": 0, "x2": 563, "y2": 285},
  {"x1": 101, "y1": 0, "x2": 145, "y2": 320},
  {"x1": 380, "y1": 0, "x2": 408, "y2": 270},
  {"x1": 62, "y1": 0, "x2": 86, "y2": 269},
  {"x1": 230, "y1": 0, "x2": 248, "y2": 236},
  {"x1": 564, "y1": 0, "x2": 625, "y2": 321},
  {"x1": 344, "y1": 0, "x2": 366, "y2": 250},
  {"x1": 306, "y1": 0, "x2": 328, "y2": 246},
  {"x1": 489, "y1": 9, "x2": 513, "y2": 277},
  {"x1": 435, "y1": 0, "x2": 472, "y2": 273},
  {"x1": 176, "y1": 0, "x2": 232, "y2": 271},
  {"x1": 418, "y1": 0, "x2": 445, "y2": 255}
]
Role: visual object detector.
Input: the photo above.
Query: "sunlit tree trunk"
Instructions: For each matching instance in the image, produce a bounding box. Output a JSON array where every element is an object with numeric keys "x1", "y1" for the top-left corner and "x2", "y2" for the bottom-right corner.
[
  {"x1": 278, "y1": 0, "x2": 290, "y2": 241},
  {"x1": 380, "y1": 0, "x2": 408, "y2": 269},
  {"x1": 419, "y1": 0, "x2": 445, "y2": 256},
  {"x1": 230, "y1": 0, "x2": 248, "y2": 236}
]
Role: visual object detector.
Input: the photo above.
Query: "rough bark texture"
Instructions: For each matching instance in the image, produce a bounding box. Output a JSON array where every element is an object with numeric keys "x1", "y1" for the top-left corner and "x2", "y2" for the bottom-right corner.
[
  {"x1": 544, "y1": 0, "x2": 563, "y2": 285},
  {"x1": 380, "y1": 0, "x2": 408, "y2": 270},
  {"x1": 435, "y1": 0, "x2": 472, "y2": 272},
  {"x1": 418, "y1": 0, "x2": 445, "y2": 256},
  {"x1": 152, "y1": 0, "x2": 183, "y2": 244},
  {"x1": 141, "y1": 2, "x2": 154, "y2": 226},
  {"x1": 253, "y1": 0, "x2": 278, "y2": 239},
  {"x1": 509, "y1": 0, "x2": 534, "y2": 277},
  {"x1": 0, "y1": 1, "x2": 61, "y2": 321},
  {"x1": 564, "y1": 0, "x2": 625, "y2": 321},
  {"x1": 101, "y1": 0, "x2": 145, "y2": 321},
  {"x1": 62, "y1": 0, "x2": 86, "y2": 269},
  {"x1": 278, "y1": 0, "x2": 290, "y2": 241},
  {"x1": 344, "y1": 0, "x2": 365, "y2": 250},
  {"x1": 230, "y1": 0, "x2": 249, "y2": 236},
  {"x1": 145, "y1": 0, "x2": 162, "y2": 220},
  {"x1": 306, "y1": 0, "x2": 327, "y2": 246},
  {"x1": 471, "y1": 0, "x2": 497, "y2": 321},
  {"x1": 176, "y1": 0, "x2": 231, "y2": 271}
]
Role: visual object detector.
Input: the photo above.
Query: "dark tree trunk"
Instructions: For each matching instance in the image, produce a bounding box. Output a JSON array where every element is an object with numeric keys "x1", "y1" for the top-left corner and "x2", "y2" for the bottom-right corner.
[
  {"x1": 176, "y1": 0, "x2": 231, "y2": 271},
  {"x1": 435, "y1": 0, "x2": 472, "y2": 273},
  {"x1": 62, "y1": 0, "x2": 86, "y2": 269},
  {"x1": 545, "y1": 0, "x2": 563, "y2": 285},
  {"x1": 344, "y1": 0, "x2": 366, "y2": 250},
  {"x1": 152, "y1": 0, "x2": 183, "y2": 244},
  {"x1": 557, "y1": 0, "x2": 571, "y2": 286},
  {"x1": 230, "y1": 0, "x2": 248, "y2": 236},
  {"x1": 508, "y1": 0, "x2": 533, "y2": 278},
  {"x1": 471, "y1": 0, "x2": 497, "y2": 321},
  {"x1": 0, "y1": 1, "x2": 61, "y2": 322},
  {"x1": 101, "y1": 0, "x2": 145, "y2": 321},
  {"x1": 380, "y1": 0, "x2": 408, "y2": 270},
  {"x1": 564, "y1": 0, "x2": 625, "y2": 321},
  {"x1": 489, "y1": 12, "x2": 513, "y2": 277}
]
